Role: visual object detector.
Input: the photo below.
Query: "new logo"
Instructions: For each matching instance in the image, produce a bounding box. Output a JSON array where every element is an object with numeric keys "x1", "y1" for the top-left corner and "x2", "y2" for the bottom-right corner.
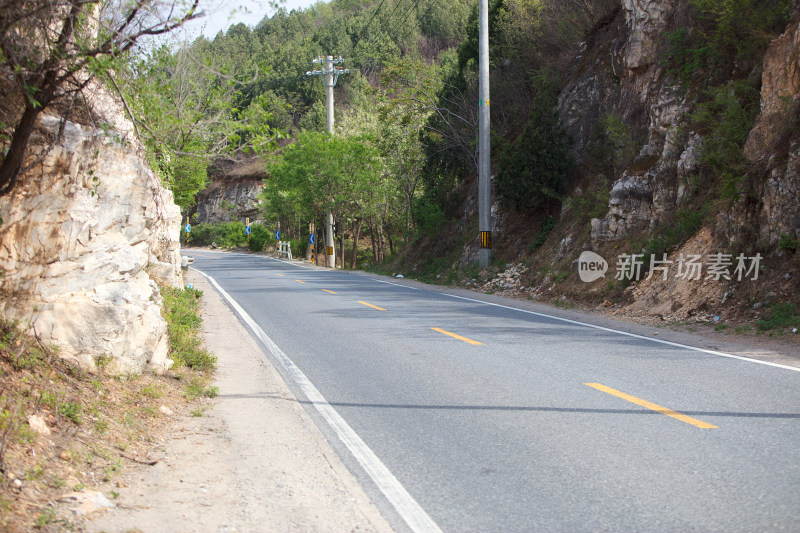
[{"x1": 578, "y1": 251, "x2": 608, "y2": 282}]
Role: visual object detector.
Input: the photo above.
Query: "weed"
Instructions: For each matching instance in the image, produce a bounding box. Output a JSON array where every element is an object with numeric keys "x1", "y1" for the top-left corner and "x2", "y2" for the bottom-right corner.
[
  {"x1": 102, "y1": 459, "x2": 124, "y2": 481},
  {"x1": 95, "y1": 419, "x2": 109, "y2": 434},
  {"x1": 734, "y1": 325, "x2": 753, "y2": 334},
  {"x1": 140, "y1": 383, "x2": 163, "y2": 399},
  {"x1": 34, "y1": 507, "x2": 56, "y2": 527},
  {"x1": 714, "y1": 323, "x2": 728, "y2": 332},
  {"x1": 756, "y1": 302, "x2": 799, "y2": 332},
  {"x1": 57, "y1": 401, "x2": 82, "y2": 424},
  {"x1": 185, "y1": 377, "x2": 218, "y2": 401},
  {"x1": 190, "y1": 408, "x2": 205, "y2": 417}
]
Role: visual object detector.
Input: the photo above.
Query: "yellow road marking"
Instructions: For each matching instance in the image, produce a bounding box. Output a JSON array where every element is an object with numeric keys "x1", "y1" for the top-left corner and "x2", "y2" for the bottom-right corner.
[
  {"x1": 295, "y1": 280, "x2": 306, "y2": 284},
  {"x1": 430, "y1": 328, "x2": 483, "y2": 345},
  {"x1": 358, "y1": 301, "x2": 386, "y2": 311},
  {"x1": 276, "y1": 274, "x2": 285, "y2": 277},
  {"x1": 584, "y1": 383, "x2": 718, "y2": 429},
  {"x1": 322, "y1": 289, "x2": 338, "y2": 294}
]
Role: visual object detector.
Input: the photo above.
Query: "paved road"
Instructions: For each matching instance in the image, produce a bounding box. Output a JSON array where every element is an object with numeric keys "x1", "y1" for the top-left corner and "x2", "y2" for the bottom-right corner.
[{"x1": 189, "y1": 250, "x2": 800, "y2": 533}]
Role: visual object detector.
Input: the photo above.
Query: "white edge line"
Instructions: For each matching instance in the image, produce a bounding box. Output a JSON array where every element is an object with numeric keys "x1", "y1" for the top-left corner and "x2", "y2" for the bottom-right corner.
[
  {"x1": 367, "y1": 278, "x2": 800, "y2": 373},
  {"x1": 192, "y1": 267, "x2": 443, "y2": 533}
]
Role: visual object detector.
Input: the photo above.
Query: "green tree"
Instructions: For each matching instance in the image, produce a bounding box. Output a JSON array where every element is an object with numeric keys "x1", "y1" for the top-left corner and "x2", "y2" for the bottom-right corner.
[{"x1": 263, "y1": 131, "x2": 383, "y2": 268}]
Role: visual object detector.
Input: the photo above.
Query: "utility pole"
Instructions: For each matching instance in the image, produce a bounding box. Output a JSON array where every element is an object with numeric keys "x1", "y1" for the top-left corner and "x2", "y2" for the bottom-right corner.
[
  {"x1": 478, "y1": 0, "x2": 492, "y2": 268},
  {"x1": 306, "y1": 55, "x2": 349, "y2": 268}
]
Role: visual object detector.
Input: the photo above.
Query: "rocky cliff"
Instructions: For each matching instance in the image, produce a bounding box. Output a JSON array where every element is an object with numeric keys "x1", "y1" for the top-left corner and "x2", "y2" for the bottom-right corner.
[
  {"x1": 557, "y1": 0, "x2": 800, "y2": 251},
  {"x1": 0, "y1": 95, "x2": 183, "y2": 374},
  {"x1": 193, "y1": 154, "x2": 266, "y2": 224}
]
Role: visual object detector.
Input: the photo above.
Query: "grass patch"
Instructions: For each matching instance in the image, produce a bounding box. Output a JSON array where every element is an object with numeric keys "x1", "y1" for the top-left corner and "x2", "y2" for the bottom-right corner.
[
  {"x1": 162, "y1": 287, "x2": 216, "y2": 371},
  {"x1": 756, "y1": 302, "x2": 800, "y2": 332}
]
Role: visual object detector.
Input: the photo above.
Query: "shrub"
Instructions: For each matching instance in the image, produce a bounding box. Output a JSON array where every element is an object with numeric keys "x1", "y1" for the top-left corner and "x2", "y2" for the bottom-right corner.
[
  {"x1": 777, "y1": 233, "x2": 798, "y2": 253},
  {"x1": 248, "y1": 224, "x2": 270, "y2": 252},
  {"x1": 530, "y1": 216, "x2": 557, "y2": 252},
  {"x1": 189, "y1": 222, "x2": 248, "y2": 248},
  {"x1": 495, "y1": 72, "x2": 573, "y2": 211}
]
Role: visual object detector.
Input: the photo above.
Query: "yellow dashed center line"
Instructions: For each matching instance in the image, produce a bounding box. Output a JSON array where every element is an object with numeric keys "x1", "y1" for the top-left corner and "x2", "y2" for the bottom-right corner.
[
  {"x1": 321, "y1": 289, "x2": 338, "y2": 294},
  {"x1": 430, "y1": 328, "x2": 483, "y2": 345},
  {"x1": 295, "y1": 280, "x2": 306, "y2": 284},
  {"x1": 358, "y1": 301, "x2": 386, "y2": 311},
  {"x1": 584, "y1": 383, "x2": 718, "y2": 429}
]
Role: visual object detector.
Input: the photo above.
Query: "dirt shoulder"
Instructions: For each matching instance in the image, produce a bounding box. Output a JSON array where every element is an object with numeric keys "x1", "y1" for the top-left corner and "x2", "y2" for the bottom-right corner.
[{"x1": 86, "y1": 269, "x2": 394, "y2": 533}]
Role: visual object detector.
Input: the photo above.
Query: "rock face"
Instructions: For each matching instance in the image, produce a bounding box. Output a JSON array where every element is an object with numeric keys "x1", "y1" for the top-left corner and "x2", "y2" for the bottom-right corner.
[
  {"x1": 194, "y1": 154, "x2": 266, "y2": 224},
  {"x1": 559, "y1": 0, "x2": 691, "y2": 246},
  {"x1": 560, "y1": 0, "x2": 800, "y2": 249},
  {"x1": 0, "y1": 111, "x2": 182, "y2": 374},
  {"x1": 738, "y1": 11, "x2": 800, "y2": 246}
]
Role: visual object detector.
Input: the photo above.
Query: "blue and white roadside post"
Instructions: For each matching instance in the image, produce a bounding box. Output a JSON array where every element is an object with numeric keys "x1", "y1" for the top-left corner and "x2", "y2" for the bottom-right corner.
[
  {"x1": 307, "y1": 222, "x2": 316, "y2": 262},
  {"x1": 184, "y1": 217, "x2": 191, "y2": 245},
  {"x1": 245, "y1": 217, "x2": 251, "y2": 246},
  {"x1": 274, "y1": 221, "x2": 280, "y2": 250}
]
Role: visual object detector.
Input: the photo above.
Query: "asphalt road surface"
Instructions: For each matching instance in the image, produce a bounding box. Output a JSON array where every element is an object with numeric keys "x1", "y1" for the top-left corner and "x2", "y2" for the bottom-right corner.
[{"x1": 189, "y1": 250, "x2": 800, "y2": 533}]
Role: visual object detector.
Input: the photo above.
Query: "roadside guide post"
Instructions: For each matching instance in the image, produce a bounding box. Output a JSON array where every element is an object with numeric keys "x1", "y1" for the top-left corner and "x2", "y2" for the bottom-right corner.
[
  {"x1": 184, "y1": 217, "x2": 191, "y2": 245},
  {"x1": 245, "y1": 217, "x2": 251, "y2": 245},
  {"x1": 307, "y1": 222, "x2": 316, "y2": 262}
]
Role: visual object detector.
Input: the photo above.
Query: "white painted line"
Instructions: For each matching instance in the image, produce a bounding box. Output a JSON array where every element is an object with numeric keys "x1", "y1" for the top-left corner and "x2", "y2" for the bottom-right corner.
[
  {"x1": 367, "y1": 278, "x2": 800, "y2": 373},
  {"x1": 192, "y1": 268, "x2": 443, "y2": 533}
]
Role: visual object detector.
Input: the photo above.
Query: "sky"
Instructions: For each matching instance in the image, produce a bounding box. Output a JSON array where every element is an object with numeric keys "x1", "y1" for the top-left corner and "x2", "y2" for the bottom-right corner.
[{"x1": 179, "y1": 0, "x2": 330, "y2": 40}]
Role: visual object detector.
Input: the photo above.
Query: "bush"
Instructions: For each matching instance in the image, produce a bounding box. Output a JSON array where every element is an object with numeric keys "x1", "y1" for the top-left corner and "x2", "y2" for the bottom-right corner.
[
  {"x1": 413, "y1": 195, "x2": 447, "y2": 239},
  {"x1": 529, "y1": 216, "x2": 557, "y2": 252},
  {"x1": 691, "y1": 81, "x2": 760, "y2": 200},
  {"x1": 189, "y1": 222, "x2": 248, "y2": 248},
  {"x1": 495, "y1": 72, "x2": 573, "y2": 211},
  {"x1": 248, "y1": 224, "x2": 270, "y2": 252}
]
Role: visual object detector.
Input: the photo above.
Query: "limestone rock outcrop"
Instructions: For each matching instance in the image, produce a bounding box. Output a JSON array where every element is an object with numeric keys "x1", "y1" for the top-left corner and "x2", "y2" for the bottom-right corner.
[
  {"x1": 193, "y1": 154, "x2": 266, "y2": 224},
  {"x1": 0, "y1": 110, "x2": 182, "y2": 374},
  {"x1": 560, "y1": 0, "x2": 800, "y2": 249}
]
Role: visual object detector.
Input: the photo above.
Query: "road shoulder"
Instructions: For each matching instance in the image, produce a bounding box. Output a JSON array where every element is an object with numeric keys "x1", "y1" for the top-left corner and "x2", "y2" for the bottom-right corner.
[{"x1": 87, "y1": 268, "x2": 394, "y2": 533}]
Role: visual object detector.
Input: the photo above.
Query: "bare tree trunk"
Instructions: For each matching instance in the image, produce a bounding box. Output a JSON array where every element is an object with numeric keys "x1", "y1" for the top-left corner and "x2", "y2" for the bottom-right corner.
[
  {"x1": 339, "y1": 234, "x2": 345, "y2": 270},
  {"x1": 0, "y1": 105, "x2": 40, "y2": 195},
  {"x1": 369, "y1": 219, "x2": 378, "y2": 262},
  {"x1": 350, "y1": 219, "x2": 362, "y2": 269}
]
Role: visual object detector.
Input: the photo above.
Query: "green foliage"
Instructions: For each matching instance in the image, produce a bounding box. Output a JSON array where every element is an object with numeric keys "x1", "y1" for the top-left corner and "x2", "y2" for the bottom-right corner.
[
  {"x1": 691, "y1": 81, "x2": 760, "y2": 200},
  {"x1": 639, "y1": 207, "x2": 708, "y2": 270},
  {"x1": 588, "y1": 113, "x2": 637, "y2": 177},
  {"x1": 185, "y1": 377, "x2": 219, "y2": 401},
  {"x1": 248, "y1": 224, "x2": 271, "y2": 252},
  {"x1": 263, "y1": 131, "x2": 383, "y2": 226},
  {"x1": 563, "y1": 178, "x2": 611, "y2": 221},
  {"x1": 412, "y1": 196, "x2": 447, "y2": 240},
  {"x1": 777, "y1": 233, "x2": 798, "y2": 253},
  {"x1": 530, "y1": 216, "x2": 557, "y2": 252},
  {"x1": 756, "y1": 302, "x2": 800, "y2": 332},
  {"x1": 161, "y1": 287, "x2": 216, "y2": 371},
  {"x1": 495, "y1": 72, "x2": 574, "y2": 211},
  {"x1": 189, "y1": 222, "x2": 249, "y2": 248},
  {"x1": 664, "y1": 0, "x2": 790, "y2": 86}
]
